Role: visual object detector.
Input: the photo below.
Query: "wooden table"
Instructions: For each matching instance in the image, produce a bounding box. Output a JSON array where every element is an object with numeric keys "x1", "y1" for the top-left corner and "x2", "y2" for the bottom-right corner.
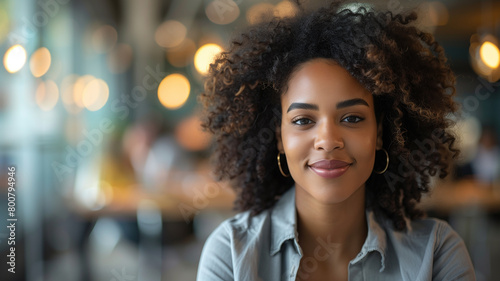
[
  {"x1": 420, "y1": 179, "x2": 500, "y2": 214},
  {"x1": 68, "y1": 168, "x2": 236, "y2": 221}
]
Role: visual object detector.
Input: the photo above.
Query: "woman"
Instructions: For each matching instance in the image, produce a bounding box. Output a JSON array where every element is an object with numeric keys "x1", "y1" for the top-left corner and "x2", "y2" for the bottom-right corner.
[{"x1": 197, "y1": 1, "x2": 476, "y2": 280}]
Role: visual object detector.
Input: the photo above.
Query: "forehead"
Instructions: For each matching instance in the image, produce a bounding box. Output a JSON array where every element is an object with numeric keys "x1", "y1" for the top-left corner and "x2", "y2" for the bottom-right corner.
[{"x1": 283, "y1": 58, "x2": 372, "y2": 104}]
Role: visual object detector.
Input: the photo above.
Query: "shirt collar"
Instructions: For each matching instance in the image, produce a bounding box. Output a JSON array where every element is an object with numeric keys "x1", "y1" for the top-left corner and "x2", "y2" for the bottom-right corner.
[
  {"x1": 270, "y1": 186, "x2": 298, "y2": 256},
  {"x1": 269, "y1": 186, "x2": 388, "y2": 273},
  {"x1": 353, "y1": 210, "x2": 388, "y2": 272}
]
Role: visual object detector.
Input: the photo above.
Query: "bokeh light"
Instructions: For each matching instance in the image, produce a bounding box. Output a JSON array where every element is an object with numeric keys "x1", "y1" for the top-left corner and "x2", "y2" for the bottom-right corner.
[
  {"x1": 206, "y1": 0, "x2": 240, "y2": 25},
  {"x1": 3, "y1": 44, "x2": 27, "y2": 73},
  {"x1": 451, "y1": 116, "x2": 482, "y2": 164},
  {"x1": 73, "y1": 75, "x2": 95, "y2": 108},
  {"x1": 480, "y1": 41, "x2": 500, "y2": 69},
  {"x1": 61, "y1": 74, "x2": 82, "y2": 114},
  {"x1": 246, "y1": 3, "x2": 274, "y2": 25},
  {"x1": 157, "y1": 73, "x2": 190, "y2": 109},
  {"x1": 75, "y1": 181, "x2": 112, "y2": 211},
  {"x1": 274, "y1": 1, "x2": 298, "y2": 18},
  {"x1": 82, "y1": 78, "x2": 109, "y2": 111},
  {"x1": 155, "y1": 20, "x2": 187, "y2": 48},
  {"x1": 194, "y1": 43, "x2": 223, "y2": 75},
  {"x1": 470, "y1": 34, "x2": 500, "y2": 82},
  {"x1": 175, "y1": 115, "x2": 212, "y2": 151},
  {"x1": 30, "y1": 47, "x2": 52, "y2": 78},
  {"x1": 36, "y1": 80, "x2": 59, "y2": 111}
]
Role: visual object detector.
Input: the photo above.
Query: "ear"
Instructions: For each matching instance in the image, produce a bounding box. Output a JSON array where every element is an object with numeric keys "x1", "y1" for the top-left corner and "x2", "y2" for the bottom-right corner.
[
  {"x1": 276, "y1": 124, "x2": 284, "y2": 153},
  {"x1": 376, "y1": 115, "x2": 384, "y2": 150}
]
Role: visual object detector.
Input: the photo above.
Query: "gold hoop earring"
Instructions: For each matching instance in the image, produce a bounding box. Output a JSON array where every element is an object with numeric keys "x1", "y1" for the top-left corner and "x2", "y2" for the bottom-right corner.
[
  {"x1": 374, "y1": 148, "x2": 389, "y2": 174},
  {"x1": 277, "y1": 153, "x2": 290, "y2": 177}
]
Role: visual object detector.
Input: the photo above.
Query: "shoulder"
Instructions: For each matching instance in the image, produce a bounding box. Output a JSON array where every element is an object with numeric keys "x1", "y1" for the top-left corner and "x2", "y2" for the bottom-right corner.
[
  {"x1": 201, "y1": 208, "x2": 269, "y2": 249},
  {"x1": 382, "y1": 216, "x2": 476, "y2": 280},
  {"x1": 404, "y1": 217, "x2": 469, "y2": 254},
  {"x1": 384, "y1": 216, "x2": 465, "y2": 251},
  {"x1": 196, "y1": 209, "x2": 273, "y2": 280},
  {"x1": 212, "y1": 207, "x2": 274, "y2": 238},
  {"x1": 406, "y1": 216, "x2": 454, "y2": 238},
  {"x1": 380, "y1": 215, "x2": 460, "y2": 240}
]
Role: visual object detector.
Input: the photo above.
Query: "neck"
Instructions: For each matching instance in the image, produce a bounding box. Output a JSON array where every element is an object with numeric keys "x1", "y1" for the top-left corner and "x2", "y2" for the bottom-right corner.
[{"x1": 295, "y1": 185, "x2": 367, "y2": 259}]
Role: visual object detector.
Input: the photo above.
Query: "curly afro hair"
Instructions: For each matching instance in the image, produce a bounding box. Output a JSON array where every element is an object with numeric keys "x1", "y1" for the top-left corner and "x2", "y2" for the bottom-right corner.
[{"x1": 199, "y1": 1, "x2": 459, "y2": 231}]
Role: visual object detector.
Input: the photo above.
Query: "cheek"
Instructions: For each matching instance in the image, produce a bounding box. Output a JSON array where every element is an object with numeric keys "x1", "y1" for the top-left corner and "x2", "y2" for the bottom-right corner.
[
  {"x1": 351, "y1": 129, "x2": 378, "y2": 164},
  {"x1": 281, "y1": 129, "x2": 313, "y2": 171}
]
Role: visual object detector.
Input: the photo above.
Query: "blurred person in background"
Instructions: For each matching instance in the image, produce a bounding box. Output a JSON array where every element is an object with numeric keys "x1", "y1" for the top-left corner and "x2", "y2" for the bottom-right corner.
[
  {"x1": 455, "y1": 125, "x2": 500, "y2": 185},
  {"x1": 196, "y1": 1, "x2": 475, "y2": 280}
]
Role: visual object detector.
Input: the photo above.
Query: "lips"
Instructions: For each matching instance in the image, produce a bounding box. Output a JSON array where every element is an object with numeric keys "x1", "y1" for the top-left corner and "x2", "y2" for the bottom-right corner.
[
  {"x1": 309, "y1": 160, "x2": 351, "y2": 169},
  {"x1": 308, "y1": 160, "x2": 351, "y2": 178}
]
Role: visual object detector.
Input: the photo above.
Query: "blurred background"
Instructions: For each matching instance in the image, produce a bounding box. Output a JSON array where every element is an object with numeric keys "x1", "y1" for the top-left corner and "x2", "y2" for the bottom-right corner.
[{"x1": 0, "y1": 0, "x2": 499, "y2": 280}]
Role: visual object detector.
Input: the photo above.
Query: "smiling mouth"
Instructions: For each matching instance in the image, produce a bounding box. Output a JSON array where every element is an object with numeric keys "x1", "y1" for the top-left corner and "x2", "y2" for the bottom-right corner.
[{"x1": 308, "y1": 160, "x2": 351, "y2": 179}]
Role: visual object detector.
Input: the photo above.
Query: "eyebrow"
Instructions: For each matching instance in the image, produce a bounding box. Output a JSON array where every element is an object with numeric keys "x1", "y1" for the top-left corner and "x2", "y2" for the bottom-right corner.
[
  {"x1": 336, "y1": 98, "x2": 369, "y2": 109},
  {"x1": 286, "y1": 98, "x2": 369, "y2": 113}
]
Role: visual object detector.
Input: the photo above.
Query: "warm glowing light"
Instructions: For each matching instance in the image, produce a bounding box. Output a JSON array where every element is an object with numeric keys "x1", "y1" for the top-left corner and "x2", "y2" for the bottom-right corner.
[
  {"x1": 75, "y1": 181, "x2": 111, "y2": 211},
  {"x1": 30, "y1": 47, "x2": 52, "y2": 77},
  {"x1": 61, "y1": 74, "x2": 82, "y2": 114},
  {"x1": 246, "y1": 3, "x2": 274, "y2": 25},
  {"x1": 166, "y1": 39, "x2": 196, "y2": 67},
  {"x1": 82, "y1": 78, "x2": 109, "y2": 111},
  {"x1": 206, "y1": 0, "x2": 240, "y2": 25},
  {"x1": 36, "y1": 80, "x2": 59, "y2": 111},
  {"x1": 157, "y1": 74, "x2": 190, "y2": 109},
  {"x1": 469, "y1": 34, "x2": 500, "y2": 82},
  {"x1": 450, "y1": 117, "x2": 481, "y2": 164},
  {"x1": 175, "y1": 115, "x2": 212, "y2": 151},
  {"x1": 155, "y1": 20, "x2": 187, "y2": 48},
  {"x1": 194, "y1": 43, "x2": 223, "y2": 75},
  {"x1": 91, "y1": 25, "x2": 118, "y2": 53},
  {"x1": 3, "y1": 44, "x2": 27, "y2": 73},
  {"x1": 274, "y1": 1, "x2": 298, "y2": 18},
  {"x1": 107, "y1": 43, "x2": 133, "y2": 73},
  {"x1": 480, "y1": 41, "x2": 500, "y2": 69},
  {"x1": 73, "y1": 75, "x2": 95, "y2": 108}
]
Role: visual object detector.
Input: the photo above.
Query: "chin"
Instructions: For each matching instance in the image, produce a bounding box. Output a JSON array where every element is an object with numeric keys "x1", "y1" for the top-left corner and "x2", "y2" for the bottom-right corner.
[{"x1": 310, "y1": 184, "x2": 364, "y2": 205}]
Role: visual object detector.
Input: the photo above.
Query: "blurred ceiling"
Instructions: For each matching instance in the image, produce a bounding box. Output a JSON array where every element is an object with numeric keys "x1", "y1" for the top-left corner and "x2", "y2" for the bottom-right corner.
[
  {"x1": 435, "y1": 0, "x2": 500, "y2": 40},
  {"x1": 79, "y1": 0, "x2": 500, "y2": 70}
]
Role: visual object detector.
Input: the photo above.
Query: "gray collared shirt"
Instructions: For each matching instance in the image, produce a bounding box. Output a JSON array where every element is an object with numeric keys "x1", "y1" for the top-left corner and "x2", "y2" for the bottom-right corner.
[{"x1": 197, "y1": 187, "x2": 476, "y2": 280}]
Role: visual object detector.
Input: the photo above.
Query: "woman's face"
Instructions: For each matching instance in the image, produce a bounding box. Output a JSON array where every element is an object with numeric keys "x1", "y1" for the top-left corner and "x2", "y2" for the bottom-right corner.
[{"x1": 277, "y1": 58, "x2": 383, "y2": 205}]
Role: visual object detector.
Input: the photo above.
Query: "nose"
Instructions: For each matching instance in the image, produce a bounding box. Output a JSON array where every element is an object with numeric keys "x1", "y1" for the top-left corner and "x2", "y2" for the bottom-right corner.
[{"x1": 313, "y1": 120, "x2": 344, "y2": 151}]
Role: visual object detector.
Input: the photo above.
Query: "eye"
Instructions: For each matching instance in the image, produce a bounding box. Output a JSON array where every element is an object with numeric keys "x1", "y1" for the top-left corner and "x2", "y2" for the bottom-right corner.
[
  {"x1": 292, "y1": 117, "x2": 314, "y2": 126},
  {"x1": 342, "y1": 115, "x2": 364, "y2": 123}
]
